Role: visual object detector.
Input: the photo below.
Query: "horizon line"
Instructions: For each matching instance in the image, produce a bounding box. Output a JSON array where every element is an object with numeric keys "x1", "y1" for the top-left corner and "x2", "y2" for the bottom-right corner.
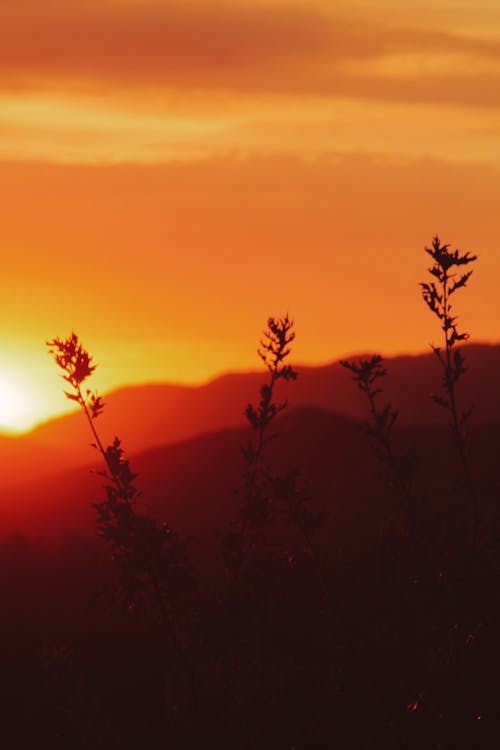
[{"x1": 2, "y1": 339, "x2": 498, "y2": 440}]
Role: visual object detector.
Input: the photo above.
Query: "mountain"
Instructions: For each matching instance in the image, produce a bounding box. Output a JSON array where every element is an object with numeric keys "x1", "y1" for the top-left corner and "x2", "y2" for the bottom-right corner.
[
  {"x1": 1, "y1": 343, "x2": 499, "y2": 486},
  {"x1": 0, "y1": 435, "x2": 72, "y2": 484},
  {"x1": 4, "y1": 405, "x2": 500, "y2": 567},
  {"x1": 2, "y1": 407, "x2": 369, "y2": 539}
]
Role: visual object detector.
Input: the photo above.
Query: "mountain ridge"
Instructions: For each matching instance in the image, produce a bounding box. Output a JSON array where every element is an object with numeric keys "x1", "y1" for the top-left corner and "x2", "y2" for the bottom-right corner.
[
  {"x1": 3, "y1": 404, "x2": 500, "y2": 551},
  {"x1": 0, "y1": 343, "x2": 498, "y2": 486}
]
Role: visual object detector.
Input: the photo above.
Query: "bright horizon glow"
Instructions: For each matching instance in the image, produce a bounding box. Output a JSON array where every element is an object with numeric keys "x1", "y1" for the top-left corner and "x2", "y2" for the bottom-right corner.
[
  {"x1": 1, "y1": 339, "x2": 498, "y2": 438},
  {"x1": 0, "y1": 370, "x2": 42, "y2": 434}
]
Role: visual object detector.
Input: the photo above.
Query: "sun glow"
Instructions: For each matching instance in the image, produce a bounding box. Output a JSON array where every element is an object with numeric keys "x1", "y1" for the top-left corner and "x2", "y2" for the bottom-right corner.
[{"x1": 0, "y1": 371, "x2": 40, "y2": 434}]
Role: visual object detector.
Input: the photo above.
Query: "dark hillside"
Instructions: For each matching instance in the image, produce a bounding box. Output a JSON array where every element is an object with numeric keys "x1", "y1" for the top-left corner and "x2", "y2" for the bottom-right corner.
[{"x1": 2, "y1": 343, "x2": 498, "y2": 487}]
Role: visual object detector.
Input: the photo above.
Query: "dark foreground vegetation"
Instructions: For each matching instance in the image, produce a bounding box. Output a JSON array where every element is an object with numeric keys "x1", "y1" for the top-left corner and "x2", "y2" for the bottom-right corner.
[{"x1": 1, "y1": 237, "x2": 500, "y2": 749}]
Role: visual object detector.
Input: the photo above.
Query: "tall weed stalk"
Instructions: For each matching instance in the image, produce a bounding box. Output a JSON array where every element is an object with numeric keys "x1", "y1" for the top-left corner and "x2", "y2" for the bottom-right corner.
[
  {"x1": 420, "y1": 236, "x2": 479, "y2": 547},
  {"x1": 340, "y1": 355, "x2": 416, "y2": 542},
  {"x1": 47, "y1": 333, "x2": 198, "y2": 713},
  {"x1": 222, "y1": 315, "x2": 324, "y2": 578}
]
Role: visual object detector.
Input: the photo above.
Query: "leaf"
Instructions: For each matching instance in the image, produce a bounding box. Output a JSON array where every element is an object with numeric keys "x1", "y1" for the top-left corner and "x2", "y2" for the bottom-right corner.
[
  {"x1": 63, "y1": 391, "x2": 80, "y2": 402},
  {"x1": 449, "y1": 271, "x2": 473, "y2": 295},
  {"x1": 431, "y1": 393, "x2": 450, "y2": 410},
  {"x1": 461, "y1": 407, "x2": 473, "y2": 425}
]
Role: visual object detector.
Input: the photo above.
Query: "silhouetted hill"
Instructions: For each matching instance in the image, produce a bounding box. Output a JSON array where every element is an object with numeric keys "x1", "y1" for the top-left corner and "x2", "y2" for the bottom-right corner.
[
  {"x1": 0, "y1": 435, "x2": 72, "y2": 484},
  {"x1": 2, "y1": 407, "x2": 368, "y2": 540},
  {"x1": 2, "y1": 342, "x2": 499, "y2": 486},
  {"x1": 4, "y1": 405, "x2": 500, "y2": 571}
]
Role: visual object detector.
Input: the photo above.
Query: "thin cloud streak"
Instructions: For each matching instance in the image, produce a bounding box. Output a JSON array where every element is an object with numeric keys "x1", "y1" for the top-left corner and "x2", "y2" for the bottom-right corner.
[
  {"x1": 1, "y1": 1, "x2": 499, "y2": 108},
  {"x1": 1, "y1": 92, "x2": 499, "y2": 165}
]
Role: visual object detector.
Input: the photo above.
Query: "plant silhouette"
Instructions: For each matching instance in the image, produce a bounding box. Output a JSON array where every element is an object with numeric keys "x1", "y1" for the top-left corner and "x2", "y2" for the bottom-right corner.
[
  {"x1": 47, "y1": 333, "x2": 197, "y2": 711},
  {"x1": 221, "y1": 315, "x2": 325, "y2": 576},
  {"x1": 340, "y1": 354, "x2": 417, "y2": 539},
  {"x1": 221, "y1": 314, "x2": 298, "y2": 576},
  {"x1": 420, "y1": 235, "x2": 479, "y2": 546}
]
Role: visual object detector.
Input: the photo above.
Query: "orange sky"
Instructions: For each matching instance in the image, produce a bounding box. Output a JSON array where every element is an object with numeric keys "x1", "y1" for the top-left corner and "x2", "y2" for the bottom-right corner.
[{"x1": 0, "y1": 0, "x2": 499, "y2": 431}]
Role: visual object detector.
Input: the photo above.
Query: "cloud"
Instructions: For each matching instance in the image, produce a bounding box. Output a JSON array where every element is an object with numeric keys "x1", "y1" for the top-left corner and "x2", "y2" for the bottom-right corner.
[
  {"x1": 1, "y1": 1, "x2": 499, "y2": 107},
  {"x1": 1, "y1": 90, "x2": 499, "y2": 166}
]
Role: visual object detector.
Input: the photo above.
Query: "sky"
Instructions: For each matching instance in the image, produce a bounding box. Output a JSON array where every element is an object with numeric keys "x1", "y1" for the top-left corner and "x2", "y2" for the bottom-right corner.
[{"x1": 0, "y1": 0, "x2": 499, "y2": 432}]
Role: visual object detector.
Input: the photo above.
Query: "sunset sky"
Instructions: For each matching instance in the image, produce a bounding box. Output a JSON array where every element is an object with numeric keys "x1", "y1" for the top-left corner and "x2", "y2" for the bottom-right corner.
[{"x1": 0, "y1": 0, "x2": 499, "y2": 432}]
